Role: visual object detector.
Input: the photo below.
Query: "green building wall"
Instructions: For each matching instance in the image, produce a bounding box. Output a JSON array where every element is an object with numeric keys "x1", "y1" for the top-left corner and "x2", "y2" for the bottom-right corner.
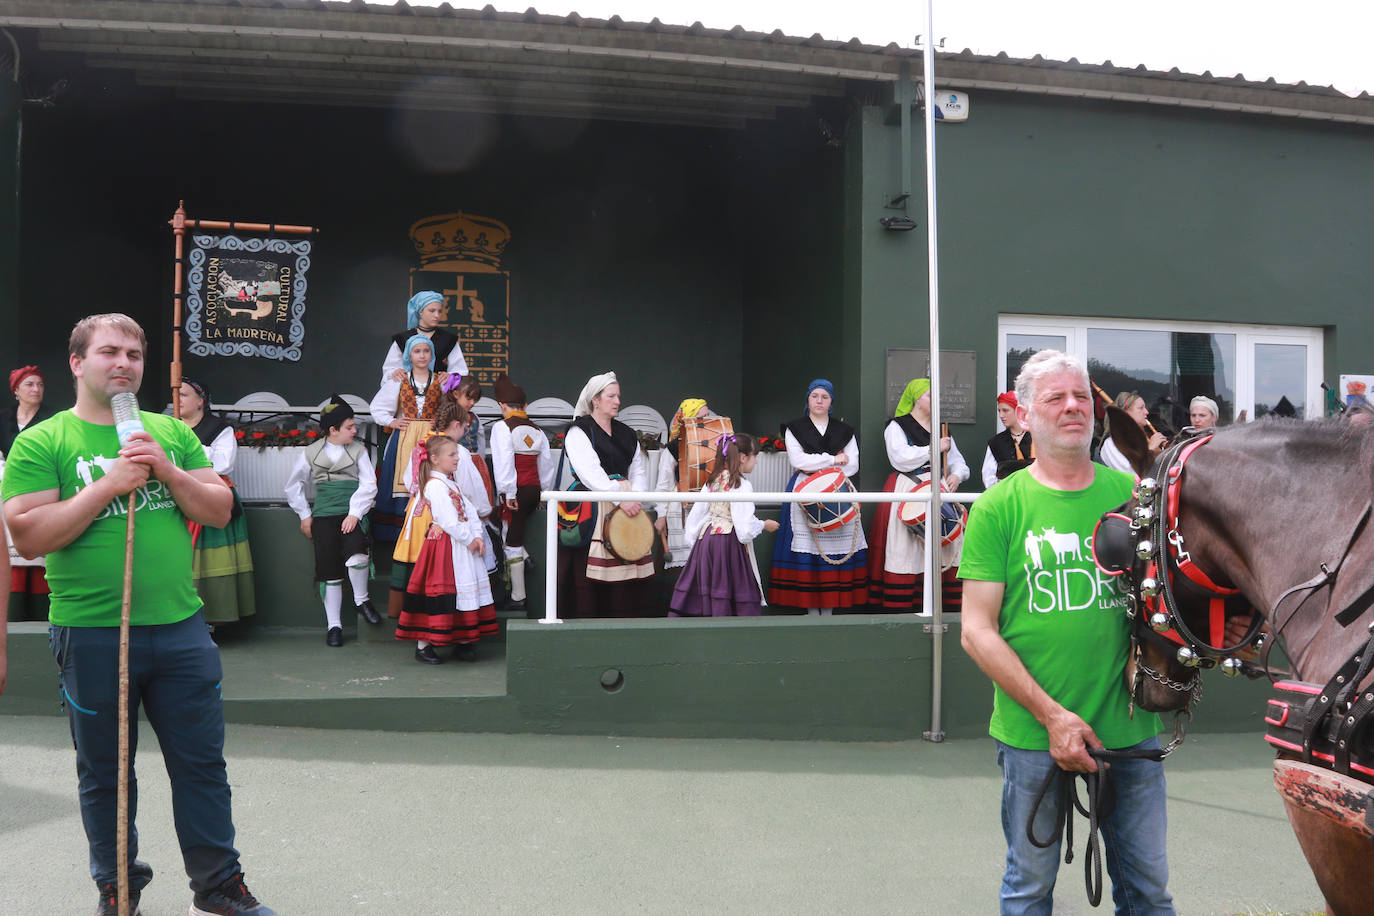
[{"x1": 848, "y1": 91, "x2": 1374, "y2": 470}]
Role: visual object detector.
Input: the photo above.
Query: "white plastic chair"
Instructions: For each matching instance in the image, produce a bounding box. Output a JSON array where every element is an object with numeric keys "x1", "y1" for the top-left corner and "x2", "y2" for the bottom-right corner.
[
  {"x1": 617, "y1": 404, "x2": 668, "y2": 443},
  {"x1": 527, "y1": 396, "x2": 574, "y2": 422},
  {"x1": 230, "y1": 391, "x2": 291, "y2": 424}
]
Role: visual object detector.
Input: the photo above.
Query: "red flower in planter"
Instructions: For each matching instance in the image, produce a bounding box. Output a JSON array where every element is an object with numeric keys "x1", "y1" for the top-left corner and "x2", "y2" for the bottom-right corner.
[
  {"x1": 234, "y1": 430, "x2": 245, "y2": 440},
  {"x1": 306, "y1": 430, "x2": 319, "y2": 438},
  {"x1": 252, "y1": 431, "x2": 266, "y2": 439}
]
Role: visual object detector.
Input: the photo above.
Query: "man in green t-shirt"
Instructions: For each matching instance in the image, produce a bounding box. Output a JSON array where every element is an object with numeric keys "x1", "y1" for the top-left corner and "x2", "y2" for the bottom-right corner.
[
  {"x1": 959, "y1": 350, "x2": 1173, "y2": 915},
  {"x1": 2, "y1": 314, "x2": 275, "y2": 916}
]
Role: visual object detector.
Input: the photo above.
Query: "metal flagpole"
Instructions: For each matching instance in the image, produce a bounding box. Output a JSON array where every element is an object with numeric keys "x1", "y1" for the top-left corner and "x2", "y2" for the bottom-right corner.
[{"x1": 921, "y1": 0, "x2": 946, "y2": 743}]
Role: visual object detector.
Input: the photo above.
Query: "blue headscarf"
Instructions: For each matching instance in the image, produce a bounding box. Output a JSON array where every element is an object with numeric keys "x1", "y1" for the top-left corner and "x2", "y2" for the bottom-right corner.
[
  {"x1": 407, "y1": 290, "x2": 445, "y2": 328},
  {"x1": 401, "y1": 334, "x2": 436, "y2": 372},
  {"x1": 806, "y1": 378, "x2": 835, "y2": 413}
]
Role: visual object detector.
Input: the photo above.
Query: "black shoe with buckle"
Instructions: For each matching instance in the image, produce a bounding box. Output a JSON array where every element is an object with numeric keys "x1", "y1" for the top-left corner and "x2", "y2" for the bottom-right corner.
[
  {"x1": 415, "y1": 645, "x2": 443, "y2": 665},
  {"x1": 357, "y1": 599, "x2": 381, "y2": 624},
  {"x1": 190, "y1": 871, "x2": 276, "y2": 915}
]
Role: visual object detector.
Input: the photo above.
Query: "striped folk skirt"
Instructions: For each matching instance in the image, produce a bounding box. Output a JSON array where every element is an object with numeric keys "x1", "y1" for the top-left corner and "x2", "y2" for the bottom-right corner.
[
  {"x1": 189, "y1": 480, "x2": 256, "y2": 624},
  {"x1": 766, "y1": 471, "x2": 868, "y2": 610},
  {"x1": 396, "y1": 531, "x2": 496, "y2": 645}
]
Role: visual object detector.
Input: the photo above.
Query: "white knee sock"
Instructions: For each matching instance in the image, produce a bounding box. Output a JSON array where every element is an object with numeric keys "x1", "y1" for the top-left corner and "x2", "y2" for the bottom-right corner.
[
  {"x1": 323, "y1": 580, "x2": 343, "y2": 629},
  {"x1": 346, "y1": 555, "x2": 370, "y2": 605},
  {"x1": 417, "y1": 640, "x2": 430, "y2": 650},
  {"x1": 509, "y1": 558, "x2": 526, "y2": 602}
]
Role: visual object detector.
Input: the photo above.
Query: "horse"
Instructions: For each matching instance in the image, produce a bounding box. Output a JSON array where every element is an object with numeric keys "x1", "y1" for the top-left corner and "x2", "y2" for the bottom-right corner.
[{"x1": 1095, "y1": 409, "x2": 1374, "y2": 916}]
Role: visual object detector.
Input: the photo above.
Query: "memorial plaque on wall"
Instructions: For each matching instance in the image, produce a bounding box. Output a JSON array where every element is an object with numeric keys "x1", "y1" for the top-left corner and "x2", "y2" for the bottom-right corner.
[
  {"x1": 409, "y1": 211, "x2": 511, "y2": 387},
  {"x1": 185, "y1": 234, "x2": 310, "y2": 361},
  {"x1": 885, "y1": 348, "x2": 977, "y2": 423}
]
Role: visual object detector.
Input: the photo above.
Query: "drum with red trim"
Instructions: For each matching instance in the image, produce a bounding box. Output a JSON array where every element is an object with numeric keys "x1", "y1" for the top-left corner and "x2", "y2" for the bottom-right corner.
[
  {"x1": 897, "y1": 475, "x2": 967, "y2": 547},
  {"x1": 795, "y1": 467, "x2": 859, "y2": 532}
]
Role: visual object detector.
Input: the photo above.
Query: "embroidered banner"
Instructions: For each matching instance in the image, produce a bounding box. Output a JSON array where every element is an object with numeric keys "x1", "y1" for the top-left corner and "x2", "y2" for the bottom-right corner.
[{"x1": 185, "y1": 234, "x2": 310, "y2": 361}]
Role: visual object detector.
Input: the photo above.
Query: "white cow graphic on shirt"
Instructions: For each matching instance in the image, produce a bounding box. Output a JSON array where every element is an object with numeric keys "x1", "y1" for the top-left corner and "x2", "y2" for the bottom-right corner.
[{"x1": 1039, "y1": 527, "x2": 1083, "y2": 564}]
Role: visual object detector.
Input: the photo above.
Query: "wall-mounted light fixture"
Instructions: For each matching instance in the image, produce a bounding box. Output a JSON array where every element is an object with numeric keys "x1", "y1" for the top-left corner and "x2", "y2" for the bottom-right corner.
[{"x1": 879, "y1": 216, "x2": 918, "y2": 232}]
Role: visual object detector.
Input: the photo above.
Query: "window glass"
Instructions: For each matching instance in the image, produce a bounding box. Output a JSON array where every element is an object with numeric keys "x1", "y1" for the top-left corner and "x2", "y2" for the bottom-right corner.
[
  {"x1": 1085, "y1": 329, "x2": 1235, "y2": 433},
  {"x1": 1005, "y1": 334, "x2": 1065, "y2": 390},
  {"x1": 1254, "y1": 343, "x2": 1307, "y2": 418}
]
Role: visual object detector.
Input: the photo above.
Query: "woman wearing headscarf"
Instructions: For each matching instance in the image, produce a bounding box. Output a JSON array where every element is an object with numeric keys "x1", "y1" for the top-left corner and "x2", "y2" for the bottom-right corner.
[
  {"x1": 767, "y1": 378, "x2": 867, "y2": 615},
  {"x1": 0, "y1": 366, "x2": 54, "y2": 456},
  {"x1": 556, "y1": 371, "x2": 653, "y2": 617},
  {"x1": 980, "y1": 390, "x2": 1034, "y2": 488},
  {"x1": 866, "y1": 378, "x2": 969, "y2": 612},
  {"x1": 653, "y1": 396, "x2": 714, "y2": 571},
  {"x1": 1189, "y1": 395, "x2": 1220, "y2": 430},
  {"x1": 178, "y1": 379, "x2": 256, "y2": 625},
  {"x1": 379, "y1": 290, "x2": 468, "y2": 386},
  {"x1": 370, "y1": 334, "x2": 444, "y2": 542}
]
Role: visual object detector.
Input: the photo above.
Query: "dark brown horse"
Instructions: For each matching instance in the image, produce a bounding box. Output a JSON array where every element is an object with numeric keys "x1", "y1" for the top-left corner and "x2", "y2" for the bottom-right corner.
[{"x1": 1101, "y1": 411, "x2": 1374, "y2": 915}]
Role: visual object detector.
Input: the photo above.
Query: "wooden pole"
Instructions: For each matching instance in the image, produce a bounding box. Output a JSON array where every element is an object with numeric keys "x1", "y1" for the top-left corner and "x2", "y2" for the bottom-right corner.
[
  {"x1": 170, "y1": 202, "x2": 186, "y2": 420},
  {"x1": 115, "y1": 496, "x2": 136, "y2": 916}
]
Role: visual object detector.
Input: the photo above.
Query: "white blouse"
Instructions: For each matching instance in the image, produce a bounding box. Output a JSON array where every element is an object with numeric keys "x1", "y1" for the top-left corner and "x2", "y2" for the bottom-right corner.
[
  {"x1": 369, "y1": 373, "x2": 435, "y2": 428},
  {"x1": 490, "y1": 421, "x2": 556, "y2": 499},
  {"x1": 885, "y1": 420, "x2": 969, "y2": 482},
  {"x1": 283, "y1": 443, "x2": 378, "y2": 521},
  {"x1": 682, "y1": 478, "x2": 766, "y2": 545},
  {"x1": 563, "y1": 424, "x2": 648, "y2": 502},
  {"x1": 424, "y1": 474, "x2": 482, "y2": 546},
  {"x1": 784, "y1": 422, "x2": 860, "y2": 478},
  {"x1": 201, "y1": 425, "x2": 237, "y2": 477}
]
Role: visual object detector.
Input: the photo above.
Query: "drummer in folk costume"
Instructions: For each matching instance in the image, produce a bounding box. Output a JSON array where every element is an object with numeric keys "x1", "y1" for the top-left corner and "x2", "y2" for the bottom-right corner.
[
  {"x1": 557, "y1": 371, "x2": 654, "y2": 617},
  {"x1": 379, "y1": 290, "x2": 467, "y2": 387},
  {"x1": 490, "y1": 375, "x2": 554, "y2": 613},
  {"x1": 767, "y1": 378, "x2": 868, "y2": 615},
  {"x1": 867, "y1": 378, "x2": 970, "y2": 612},
  {"x1": 370, "y1": 334, "x2": 443, "y2": 542},
  {"x1": 396, "y1": 435, "x2": 496, "y2": 664},
  {"x1": 653, "y1": 397, "x2": 725, "y2": 570},
  {"x1": 284, "y1": 397, "x2": 380, "y2": 646},
  {"x1": 179, "y1": 379, "x2": 256, "y2": 625},
  {"x1": 670, "y1": 433, "x2": 779, "y2": 617},
  {"x1": 980, "y1": 391, "x2": 1035, "y2": 488}
]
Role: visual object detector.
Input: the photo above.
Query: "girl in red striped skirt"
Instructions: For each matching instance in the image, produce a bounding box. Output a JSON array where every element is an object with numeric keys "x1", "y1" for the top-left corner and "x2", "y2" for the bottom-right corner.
[{"x1": 396, "y1": 435, "x2": 496, "y2": 664}]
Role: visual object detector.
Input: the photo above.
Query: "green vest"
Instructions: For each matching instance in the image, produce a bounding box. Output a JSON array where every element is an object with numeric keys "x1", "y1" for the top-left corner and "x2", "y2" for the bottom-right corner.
[{"x1": 305, "y1": 439, "x2": 364, "y2": 517}]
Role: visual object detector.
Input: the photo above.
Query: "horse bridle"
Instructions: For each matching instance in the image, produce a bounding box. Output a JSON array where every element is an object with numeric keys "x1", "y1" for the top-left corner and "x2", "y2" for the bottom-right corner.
[{"x1": 1094, "y1": 431, "x2": 1268, "y2": 716}]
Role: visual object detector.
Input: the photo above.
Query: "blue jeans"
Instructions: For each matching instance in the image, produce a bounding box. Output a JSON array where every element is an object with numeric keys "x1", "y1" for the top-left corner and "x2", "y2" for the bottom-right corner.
[
  {"x1": 51, "y1": 611, "x2": 241, "y2": 892},
  {"x1": 996, "y1": 738, "x2": 1173, "y2": 916}
]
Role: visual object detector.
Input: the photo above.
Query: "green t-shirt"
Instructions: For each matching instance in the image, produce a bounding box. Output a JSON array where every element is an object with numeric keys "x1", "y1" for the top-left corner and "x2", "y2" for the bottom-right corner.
[
  {"x1": 1, "y1": 409, "x2": 211, "y2": 627},
  {"x1": 958, "y1": 466, "x2": 1160, "y2": 750}
]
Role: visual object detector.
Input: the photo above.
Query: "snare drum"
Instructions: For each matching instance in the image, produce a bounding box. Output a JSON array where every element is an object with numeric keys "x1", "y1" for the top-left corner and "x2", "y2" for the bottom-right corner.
[
  {"x1": 603, "y1": 505, "x2": 656, "y2": 562},
  {"x1": 795, "y1": 467, "x2": 860, "y2": 532},
  {"x1": 897, "y1": 476, "x2": 967, "y2": 547},
  {"x1": 678, "y1": 416, "x2": 734, "y2": 492}
]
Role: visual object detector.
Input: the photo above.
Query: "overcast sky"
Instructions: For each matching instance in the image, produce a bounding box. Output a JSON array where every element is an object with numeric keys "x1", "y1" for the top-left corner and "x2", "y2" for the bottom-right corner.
[{"x1": 410, "y1": 0, "x2": 1373, "y2": 96}]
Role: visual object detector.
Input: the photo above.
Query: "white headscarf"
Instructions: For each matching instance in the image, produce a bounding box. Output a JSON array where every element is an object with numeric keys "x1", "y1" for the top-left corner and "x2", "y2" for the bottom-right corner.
[
  {"x1": 574, "y1": 370, "x2": 618, "y2": 417},
  {"x1": 1190, "y1": 395, "x2": 1219, "y2": 420}
]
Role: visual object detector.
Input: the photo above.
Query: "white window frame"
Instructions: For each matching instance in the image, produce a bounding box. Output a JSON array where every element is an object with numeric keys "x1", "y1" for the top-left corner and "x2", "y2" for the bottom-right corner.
[{"x1": 998, "y1": 315, "x2": 1324, "y2": 420}]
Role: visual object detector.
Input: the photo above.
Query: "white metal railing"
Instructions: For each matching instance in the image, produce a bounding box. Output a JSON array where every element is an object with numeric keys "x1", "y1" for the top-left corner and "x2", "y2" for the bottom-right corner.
[{"x1": 539, "y1": 487, "x2": 981, "y2": 625}]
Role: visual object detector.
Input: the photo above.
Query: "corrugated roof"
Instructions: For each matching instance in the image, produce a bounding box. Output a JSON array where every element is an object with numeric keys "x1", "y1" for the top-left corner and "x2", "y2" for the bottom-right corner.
[{"x1": 4, "y1": 0, "x2": 1370, "y2": 128}]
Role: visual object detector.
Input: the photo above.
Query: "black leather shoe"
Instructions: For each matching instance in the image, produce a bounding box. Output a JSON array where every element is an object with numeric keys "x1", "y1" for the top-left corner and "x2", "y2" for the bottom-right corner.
[
  {"x1": 357, "y1": 599, "x2": 381, "y2": 625},
  {"x1": 504, "y1": 598, "x2": 527, "y2": 613},
  {"x1": 415, "y1": 645, "x2": 443, "y2": 665},
  {"x1": 325, "y1": 627, "x2": 343, "y2": 647},
  {"x1": 453, "y1": 643, "x2": 477, "y2": 662}
]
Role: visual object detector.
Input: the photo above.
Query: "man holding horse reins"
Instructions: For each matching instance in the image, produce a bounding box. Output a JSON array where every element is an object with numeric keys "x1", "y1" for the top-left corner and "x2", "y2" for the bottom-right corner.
[{"x1": 959, "y1": 350, "x2": 1173, "y2": 915}]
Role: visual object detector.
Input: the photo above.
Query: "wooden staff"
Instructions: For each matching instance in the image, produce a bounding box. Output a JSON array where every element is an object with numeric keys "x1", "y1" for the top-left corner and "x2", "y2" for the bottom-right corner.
[
  {"x1": 116, "y1": 496, "x2": 135, "y2": 916},
  {"x1": 939, "y1": 422, "x2": 950, "y2": 484}
]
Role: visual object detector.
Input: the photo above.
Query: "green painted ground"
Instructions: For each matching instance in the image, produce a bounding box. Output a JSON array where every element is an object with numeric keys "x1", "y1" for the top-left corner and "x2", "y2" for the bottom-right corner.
[{"x1": 0, "y1": 717, "x2": 1322, "y2": 915}]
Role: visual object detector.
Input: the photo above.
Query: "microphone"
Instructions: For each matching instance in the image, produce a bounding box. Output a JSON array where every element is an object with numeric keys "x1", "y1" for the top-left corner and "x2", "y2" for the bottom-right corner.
[{"x1": 110, "y1": 392, "x2": 145, "y2": 447}]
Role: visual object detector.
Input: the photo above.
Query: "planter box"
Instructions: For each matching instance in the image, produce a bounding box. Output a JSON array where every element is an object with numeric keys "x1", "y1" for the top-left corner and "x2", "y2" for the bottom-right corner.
[{"x1": 749, "y1": 452, "x2": 792, "y2": 493}]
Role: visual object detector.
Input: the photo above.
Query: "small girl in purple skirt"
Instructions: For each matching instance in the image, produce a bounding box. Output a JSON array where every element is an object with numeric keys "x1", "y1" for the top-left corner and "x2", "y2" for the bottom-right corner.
[{"x1": 670, "y1": 433, "x2": 780, "y2": 617}]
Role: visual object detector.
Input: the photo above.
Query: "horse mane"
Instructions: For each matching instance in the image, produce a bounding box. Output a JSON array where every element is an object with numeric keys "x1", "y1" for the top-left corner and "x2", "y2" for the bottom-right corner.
[{"x1": 1208, "y1": 414, "x2": 1374, "y2": 488}]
